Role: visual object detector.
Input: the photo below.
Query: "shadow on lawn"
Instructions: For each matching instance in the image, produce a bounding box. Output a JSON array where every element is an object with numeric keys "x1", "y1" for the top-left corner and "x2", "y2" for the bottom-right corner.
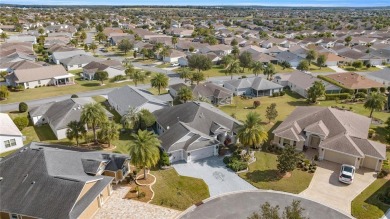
[
  {"x1": 34, "y1": 125, "x2": 57, "y2": 141},
  {"x1": 81, "y1": 82, "x2": 101, "y2": 87},
  {"x1": 366, "y1": 180, "x2": 390, "y2": 213},
  {"x1": 245, "y1": 169, "x2": 282, "y2": 182}
]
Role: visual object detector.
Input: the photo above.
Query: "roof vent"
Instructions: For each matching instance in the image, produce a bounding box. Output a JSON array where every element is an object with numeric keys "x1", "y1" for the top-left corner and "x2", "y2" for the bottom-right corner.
[
  {"x1": 31, "y1": 181, "x2": 35, "y2": 185},
  {"x1": 0, "y1": 177, "x2": 3, "y2": 182}
]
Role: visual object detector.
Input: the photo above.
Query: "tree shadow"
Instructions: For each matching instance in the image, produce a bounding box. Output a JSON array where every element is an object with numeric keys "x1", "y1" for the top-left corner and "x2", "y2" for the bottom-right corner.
[
  {"x1": 34, "y1": 125, "x2": 57, "y2": 141},
  {"x1": 371, "y1": 126, "x2": 387, "y2": 143},
  {"x1": 82, "y1": 82, "x2": 101, "y2": 87},
  {"x1": 366, "y1": 180, "x2": 390, "y2": 213},
  {"x1": 245, "y1": 169, "x2": 282, "y2": 183}
]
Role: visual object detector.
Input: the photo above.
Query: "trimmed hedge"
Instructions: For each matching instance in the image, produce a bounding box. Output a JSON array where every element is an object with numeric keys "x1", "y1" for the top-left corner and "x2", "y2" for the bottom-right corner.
[{"x1": 325, "y1": 93, "x2": 352, "y2": 100}]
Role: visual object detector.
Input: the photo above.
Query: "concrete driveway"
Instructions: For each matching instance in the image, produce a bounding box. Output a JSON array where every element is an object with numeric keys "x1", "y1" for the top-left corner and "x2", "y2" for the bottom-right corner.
[
  {"x1": 328, "y1": 66, "x2": 347, "y2": 73},
  {"x1": 173, "y1": 156, "x2": 257, "y2": 197},
  {"x1": 300, "y1": 161, "x2": 376, "y2": 215}
]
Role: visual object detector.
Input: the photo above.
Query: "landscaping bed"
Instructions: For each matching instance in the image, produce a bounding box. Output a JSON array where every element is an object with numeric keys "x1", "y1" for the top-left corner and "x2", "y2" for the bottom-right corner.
[
  {"x1": 124, "y1": 185, "x2": 153, "y2": 203},
  {"x1": 136, "y1": 174, "x2": 156, "y2": 185}
]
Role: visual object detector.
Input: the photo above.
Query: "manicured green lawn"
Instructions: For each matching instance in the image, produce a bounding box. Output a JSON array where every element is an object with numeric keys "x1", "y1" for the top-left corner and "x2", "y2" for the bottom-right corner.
[
  {"x1": 274, "y1": 65, "x2": 296, "y2": 74},
  {"x1": 239, "y1": 151, "x2": 314, "y2": 194},
  {"x1": 155, "y1": 63, "x2": 171, "y2": 68},
  {"x1": 308, "y1": 63, "x2": 335, "y2": 73},
  {"x1": 342, "y1": 66, "x2": 380, "y2": 72},
  {"x1": 1, "y1": 74, "x2": 152, "y2": 104},
  {"x1": 351, "y1": 178, "x2": 390, "y2": 219},
  {"x1": 151, "y1": 168, "x2": 210, "y2": 210}
]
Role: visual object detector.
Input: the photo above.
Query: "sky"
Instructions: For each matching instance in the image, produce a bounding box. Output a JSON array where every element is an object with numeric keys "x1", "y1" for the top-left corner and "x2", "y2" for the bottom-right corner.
[{"x1": 1, "y1": 0, "x2": 389, "y2": 7}]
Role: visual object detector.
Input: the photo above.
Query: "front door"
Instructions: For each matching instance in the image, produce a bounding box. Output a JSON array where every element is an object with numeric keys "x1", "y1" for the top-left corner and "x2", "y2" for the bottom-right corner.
[{"x1": 309, "y1": 135, "x2": 321, "y2": 148}]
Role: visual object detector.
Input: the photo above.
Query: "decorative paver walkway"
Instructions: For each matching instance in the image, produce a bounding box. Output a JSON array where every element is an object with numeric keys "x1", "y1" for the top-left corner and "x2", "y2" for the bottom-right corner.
[{"x1": 94, "y1": 185, "x2": 181, "y2": 219}]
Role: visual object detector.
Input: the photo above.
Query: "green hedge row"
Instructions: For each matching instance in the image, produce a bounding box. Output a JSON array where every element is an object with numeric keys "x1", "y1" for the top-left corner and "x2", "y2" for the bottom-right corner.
[{"x1": 325, "y1": 93, "x2": 352, "y2": 100}]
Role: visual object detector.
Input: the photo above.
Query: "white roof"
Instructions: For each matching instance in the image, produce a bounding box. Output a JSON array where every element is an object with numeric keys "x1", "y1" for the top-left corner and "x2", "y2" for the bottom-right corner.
[
  {"x1": 0, "y1": 113, "x2": 23, "y2": 136},
  {"x1": 53, "y1": 73, "x2": 75, "y2": 80}
]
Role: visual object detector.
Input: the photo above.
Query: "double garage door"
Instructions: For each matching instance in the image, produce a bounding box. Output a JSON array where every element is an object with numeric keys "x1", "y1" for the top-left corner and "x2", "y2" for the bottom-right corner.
[
  {"x1": 190, "y1": 146, "x2": 215, "y2": 161},
  {"x1": 323, "y1": 150, "x2": 357, "y2": 167}
]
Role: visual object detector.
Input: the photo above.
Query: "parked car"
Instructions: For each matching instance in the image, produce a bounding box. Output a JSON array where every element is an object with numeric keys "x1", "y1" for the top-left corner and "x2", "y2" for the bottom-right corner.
[
  {"x1": 170, "y1": 63, "x2": 179, "y2": 67},
  {"x1": 339, "y1": 164, "x2": 355, "y2": 184}
]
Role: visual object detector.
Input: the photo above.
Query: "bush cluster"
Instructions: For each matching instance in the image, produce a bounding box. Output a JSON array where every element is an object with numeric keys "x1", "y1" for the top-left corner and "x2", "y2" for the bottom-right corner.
[
  {"x1": 297, "y1": 158, "x2": 317, "y2": 173},
  {"x1": 223, "y1": 152, "x2": 248, "y2": 172},
  {"x1": 325, "y1": 93, "x2": 351, "y2": 100}
]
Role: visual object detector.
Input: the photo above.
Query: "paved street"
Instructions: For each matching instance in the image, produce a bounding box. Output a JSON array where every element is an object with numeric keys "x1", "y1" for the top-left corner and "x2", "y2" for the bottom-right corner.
[
  {"x1": 299, "y1": 160, "x2": 376, "y2": 214},
  {"x1": 179, "y1": 190, "x2": 352, "y2": 219},
  {"x1": 173, "y1": 156, "x2": 256, "y2": 197}
]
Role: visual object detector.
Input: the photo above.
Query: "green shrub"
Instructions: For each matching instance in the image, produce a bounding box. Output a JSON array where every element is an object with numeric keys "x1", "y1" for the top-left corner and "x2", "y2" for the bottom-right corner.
[
  {"x1": 355, "y1": 92, "x2": 366, "y2": 98},
  {"x1": 371, "y1": 87, "x2": 378, "y2": 92},
  {"x1": 279, "y1": 91, "x2": 286, "y2": 96},
  {"x1": 325, "y1": 93, "x2": 351, "y2": 100},
  {"x1": 71, "y1": 94, "x2": 79, "y2": 98},
  {"x1": 18, "y1": 102, "x2": 28, "y2": 112},
  {"x1": 272, "y1": 92, "x2": 280, "y2": 97},
  {"x1": 358, "y1": 88, "x2": 368, "y2": 94},
  {"x1": 0, "y1": 85, "x2": 9, "y2": 100},
  {"x1": 380, "y1": 87, "x2": 386, "y2": 93},
  {"x1": 13, "y1": 116, "x2": 29, "y2": 131},
  {"x1": 159, "y1": 151, "x2": 170, "y2": 167},
  {"x1": 14, "y1": 85, "x2": 24, "y2": 91},
  {"x1": 113, "y1": 75, "x2": 126, "y2": 81}
]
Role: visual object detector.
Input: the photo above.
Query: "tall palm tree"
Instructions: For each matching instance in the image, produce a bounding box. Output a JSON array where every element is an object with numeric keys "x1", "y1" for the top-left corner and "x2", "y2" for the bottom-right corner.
[
  {"x1": 81, "y1": 103, "x2": 107, "y2": 144},
  {"x1": 160, "y1": 47, "x2": 170, "y2": 62},
  {"x1": 131, "y1": 70, "x2": 146, "y2": 86},
  {"x1": 151, "y1": 73, "x2": 169, "y2": 95},
  {"x1": 171, "y1": 37, "x2": 178, "y2": 48},
  {"x1": 66, "y1": 120, "x2": 86, "y2": 146},
  {"x1": 177, "y1": 86, "x2": 193, "y2": 103},
  {"x1": 226, "y1": 60, "x2": 241, "y2": 80},
  {"x1": 98, "y1": 120, "x2": 118, "y2": 147},
  {"x1": 121, "y1": 107, "x2": 139, "y2": 130},
  {"x1": 251, "y1": 61, "x2": 264, "y2": 77},
  {"x1": 364, "y1": 92, "x2": 386, "y2": 118},
  {"x1": 264, "y1": 63, "x2": 276, "y2": 80},
  {"x1": 128, "y1": 130, "x2": 161, "y2": 179},
  {"x1": 237, "y1": 112, "x2": 268, "y2": 152}
]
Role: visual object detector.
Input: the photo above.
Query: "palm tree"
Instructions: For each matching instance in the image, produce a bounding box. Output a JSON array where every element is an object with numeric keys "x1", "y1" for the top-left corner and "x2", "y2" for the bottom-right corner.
[
  {"x1": 151, "y1": 73, "x2": 169, "y2": 95},
  {"x1": 364, "y1": 92, "x2": 386, "y2": 118},
  {"x1": 131, "y1": 70, "x2": 146, "y2": 86},
  {"x1": 125, "y1": 64, "x2": 135, "y2": 79},
  {"x1": 177, "y1": 86, "x2": 193, "y2": 103},
  {"x1": 171, "y1": 37, "x2": 178, "y2": 48},
  {"x1": 121, "y1": 107, "x2": 140, "y2": 131},
  {"x1": 221, "y1": 55, "x2": 233, "y2": 69},
  {"x1": 237, "y1": 112, "x2": 268, "y2": 152},
  {"x1": 160, "y1": 47, "x2": 170, "y2": 62},
  {"x1": 179, "y1": 67, "x2": 192, "y2": 83},
  {"x1": 226, "y1": 60, "x2": 241, "y2": 80},
  {"x1": 1, "y1": 32, "x2": 8, "y2": 42},
  {"x1": 81, "y1": 103, "x2": 107, "y2": 144},
  {"x1": 251, "y1": 61, "x2": 264, "y2": 77},
  {"x1": 98, "y1": 121, "x2": 118, "y2": 147},
  {"x1": 264, "y1": 63, "x2": 276, "y2": 80},
  {"x1": 66, "y1": 120, "x2": 86, "y2": 146},
  {"x1": 128, "y1": 130, "x2": 161, "y2": 179}
]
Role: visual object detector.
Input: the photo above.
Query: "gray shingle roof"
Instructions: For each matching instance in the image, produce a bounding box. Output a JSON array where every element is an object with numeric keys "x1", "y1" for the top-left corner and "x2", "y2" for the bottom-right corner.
[
  {"x1": 0, "y1": 142, "x2": 130, "y2": 219},
  {"x1": 60, "y1": 54, "x2": 100, "y2": 66},
  {"x1": 224, "y1": 77, "x2": 283, "y2": 91}
]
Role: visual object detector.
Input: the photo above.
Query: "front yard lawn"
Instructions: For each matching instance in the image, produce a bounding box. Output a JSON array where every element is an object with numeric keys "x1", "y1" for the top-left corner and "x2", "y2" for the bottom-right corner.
[
  {"x1": 351, "y1": 178, "x2": 390, "y2": 219},
  {"x1": 239, "y1": 151, "x2": 314, "y2": 194},
  {"x1": 151, "y1": 168, "x2": 210, "y2": 210},
  {"x1": 308, "y1": 63, "x2": 335, "y2": 73}
]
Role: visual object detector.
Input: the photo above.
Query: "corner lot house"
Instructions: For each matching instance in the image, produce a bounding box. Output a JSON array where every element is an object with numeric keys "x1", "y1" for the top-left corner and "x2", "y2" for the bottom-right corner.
[
  {"x1": 364, "y1": 68, "x2": 390, "y2": 86},
  {"x1": 0, "y1": 142, "x2": 130, "y2": 219},
  {"x1": 285, "y1": 71, "x2": 341, "y2": 98},
  {"x1": 28, "y1": 97, "x2": 113, "y2": 139},
  {"x1": 272, "y1": 106, "x2": 386, "y2": 171},
  {"x1": 6, "y1": 65, "x2": 75, "y2": 89},
  {"x1": 326, "y1": 72, "x2": 384, "y2": 91},
  {"x1": 169, "y1": 82, "x2": 233, "y2": 105},
  {"x1": 82, "y1": 60, "x2": 125, "y2": 80},
  {"x1": 223, "y1": 76, "x2": 283, "y2": 96},
  {"x1": 0, "y1": 113, "x2": 24, "y2": 154},
  {"x1": 108, "y1": 86, "x2": 171, "y2": 116},
  {"x1": 154, "y1": 102, "x2": 241, "y2": 163}
]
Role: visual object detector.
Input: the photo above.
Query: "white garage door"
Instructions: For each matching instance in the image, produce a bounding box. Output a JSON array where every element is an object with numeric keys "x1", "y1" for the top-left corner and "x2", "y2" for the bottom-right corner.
[
  {"x1": 169, "y1": 150, "x2": 183, "y2": 163},
  {"x1": 189, "y1": 146, "x2": 215, "y2": 161},
  {"x1": 362, "y1": 156, "x2": 379, "y2": 170},
  {"x1": 324, "y1": 150, "x2": 357, "y2": 167}
]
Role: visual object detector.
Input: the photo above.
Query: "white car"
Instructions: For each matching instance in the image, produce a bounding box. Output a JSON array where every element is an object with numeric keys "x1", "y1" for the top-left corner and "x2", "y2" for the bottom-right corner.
[
  {"x1": 339, "y1": 164, "x2": 355, "y2": 184},
  {"x1": 170, "y1": 63, "x2": 179, "y2": 67}
]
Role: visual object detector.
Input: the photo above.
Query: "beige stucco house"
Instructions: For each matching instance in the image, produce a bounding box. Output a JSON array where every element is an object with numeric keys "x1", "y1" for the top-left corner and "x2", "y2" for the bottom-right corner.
[{"x1": 272, "y1": 106, "x2": 386, "y2": 171}]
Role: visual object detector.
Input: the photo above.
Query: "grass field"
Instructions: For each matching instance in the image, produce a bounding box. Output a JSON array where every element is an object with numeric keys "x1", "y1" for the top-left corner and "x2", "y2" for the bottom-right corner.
[
  {"x1": 239, "y1": 151, "x2": 314, "y2": 194},
  {"x1": 342, "y1": 66, "x2": 380, "y2": 72},
  {"x1": 151, "y1": 168, "x2": 210, "y2": 210},
  {"x1": 351, "y1": 178, "x2": 390, "y2": 219}
]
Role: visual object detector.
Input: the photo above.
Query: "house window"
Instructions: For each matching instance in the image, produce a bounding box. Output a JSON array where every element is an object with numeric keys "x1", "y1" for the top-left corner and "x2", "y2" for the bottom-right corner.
[
  {"x1": 293, "y1": 141, "x2": 297, "y2": 146},
  {"x1": 38, "y1": 80, "x2": 41, "y2": 85},
  {"x1": 26, "y1": 82, "x2": 29, "y2": 87},
  {"x1": 10, "y1": 139, "x2": 16, "y2": 146},
  {"x1": 4, "y1": 140, "x2": 11, "y2": 148},
  {"x1": 10, "y1": 213, "x2": 19, "y2": 219}
]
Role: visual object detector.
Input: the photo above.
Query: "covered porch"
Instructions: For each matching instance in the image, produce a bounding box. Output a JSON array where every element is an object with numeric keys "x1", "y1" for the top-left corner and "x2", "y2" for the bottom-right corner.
[{"x1": 53, "y1": 73, "x2": 75, "y2": 86}]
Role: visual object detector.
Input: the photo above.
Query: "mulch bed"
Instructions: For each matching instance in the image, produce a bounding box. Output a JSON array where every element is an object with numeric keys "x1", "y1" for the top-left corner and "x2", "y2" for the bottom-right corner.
[
  {"x1": 124, "y1": 185, "x2": 153, "y2": 202},
  {"x1": 136, "y1": 174, "x2": 155, "y2": 185}
]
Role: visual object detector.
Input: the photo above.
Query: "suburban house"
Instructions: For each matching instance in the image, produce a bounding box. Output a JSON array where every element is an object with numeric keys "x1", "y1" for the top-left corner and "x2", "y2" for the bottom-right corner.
[
  {"x1": 0, "y1": 142, "x2": 131, "y2": 219},
  {"x1": 60, "y1": 54, "x2": 100, "y2": 71},
  {"x1": 272, "y1": 106, "x2": 386, "y2": 171},
  {"x1": 169, "y1": 82, "x2": 233, "y2": 105},
  {"x1": 28, "y1": 97, "x2": 113, "y2": 139},
  {"x1": 154, "y1": 102, "x2": 241, "y2": 163},
  {"x1": 200, "y1": 44, "x2": 232, "y2": 56},
  {"x1": 82, "y1": 60, "x2": 125, "y2": 80},
  {"x1": 284, "y1": 71, "x2": 341, "y2": 98},
  {"x1": 0, "y1": 113, "x2": 24, "y2": 154},
  {"x1": 0, "y1": 59, "x2": 43, "y2": 73},
  {"x1": 6, "y1": 35, "x2": 37, "y2": 44},
  {"x1": 162, "y1": 50, "x2": 186, "y2": 63},
  {"x1": 326, "y1": 72, "x2": 384, "y2": 91},
  {"x1": 364, "y1": 68, "x2": 390, "y2": 86},
  {"x1": 108, "y1": 86, "x2": 171, "y2": 116},
  {"x1": 51, "y1": 50, "x2": 86, "y2": 64},
  {"x1": 223, "y1": 77, "x2": 283, "y2": 96},
  {"x1": 275, "y1": 51, "x2": 304, "y2": 67},
  {"x1": 320, "y1": 52, "x2": 346, "y2": 66},
  {"x1": 6, "y1": 65, "x2": 75, "y2": 89}
]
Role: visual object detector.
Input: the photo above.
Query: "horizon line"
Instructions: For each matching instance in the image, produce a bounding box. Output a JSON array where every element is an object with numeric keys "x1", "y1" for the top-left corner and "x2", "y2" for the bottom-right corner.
[{"x1": 1, "y1": 3, "x2": 390, "y2": 7}]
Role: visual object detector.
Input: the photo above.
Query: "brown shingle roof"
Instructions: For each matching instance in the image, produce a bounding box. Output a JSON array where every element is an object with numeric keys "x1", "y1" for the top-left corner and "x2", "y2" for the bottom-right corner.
[
  {"x1": 13, "y1": 65, "x2": 70, "y2": 83},
  {"x1": 326, "y1": 72, "x2": 384, "y2": 89}
]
